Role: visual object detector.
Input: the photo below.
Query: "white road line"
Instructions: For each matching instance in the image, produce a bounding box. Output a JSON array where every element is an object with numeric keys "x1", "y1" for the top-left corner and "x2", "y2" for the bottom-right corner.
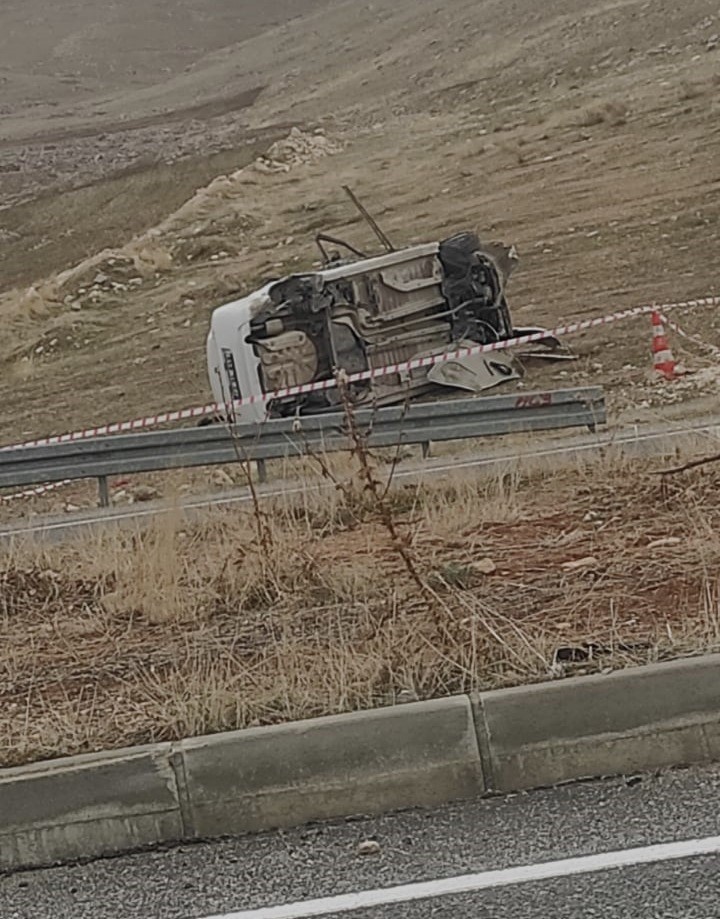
[
  {"x1": 200, "y1": 835, "x2": 720, "y2": 919},
  {"x1": 0, "y1": 483, "x2": 312, "y2": 537}
]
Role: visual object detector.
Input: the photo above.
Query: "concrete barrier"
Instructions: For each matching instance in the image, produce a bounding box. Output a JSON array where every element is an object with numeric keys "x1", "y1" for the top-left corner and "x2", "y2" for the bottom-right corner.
[
  {"x1": 178, "y1": 696, "x2": 484, "y2": 838},
  {"x1": 3, "y1": 656, "x2": 720, "y2": 871},
  {"x1": 0, "y1": 744, "x2": 183, "y2": 871},
  {"x1": 476, "y1": 654, "x2": 720, "y2": 792}
]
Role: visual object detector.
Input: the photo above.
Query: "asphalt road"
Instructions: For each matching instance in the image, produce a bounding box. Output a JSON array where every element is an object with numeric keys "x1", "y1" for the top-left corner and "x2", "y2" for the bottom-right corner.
[{"x1": 2, "y1": 764, "x2": 720, "y2": 919}]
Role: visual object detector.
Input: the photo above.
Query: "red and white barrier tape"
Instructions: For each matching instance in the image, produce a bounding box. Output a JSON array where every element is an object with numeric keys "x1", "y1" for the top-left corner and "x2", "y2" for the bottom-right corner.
[
  {"x1": 262, "y1": 296, "x2": 720, "y2": 399},
  {"x1": 1, "y1": 480, "x2": 73, "y2": 505},
  {"x1": 659, "y1": 313, "x2": 720, "y2": 358},
  {"x1": 4, "y1": 295, "x2": 719, "y2": 455},
  {"x1": 0, "y1": 403, "x2": 221, "y2": 454},
  {"x1": 1, "y1": 293, "x2": 719, "y2": 505}
]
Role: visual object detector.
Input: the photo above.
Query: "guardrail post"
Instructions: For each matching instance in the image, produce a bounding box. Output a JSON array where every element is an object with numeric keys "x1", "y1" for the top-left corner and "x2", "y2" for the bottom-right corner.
[
  {"x1": 97, "y1": 476, "x2": 110, "y2": 508},
  {"x1": 256, "y1": 459, "x2": 268, "y2": 485},
  {"x1": 422, "y1": 442, "x2": 431, "y2": 459}
]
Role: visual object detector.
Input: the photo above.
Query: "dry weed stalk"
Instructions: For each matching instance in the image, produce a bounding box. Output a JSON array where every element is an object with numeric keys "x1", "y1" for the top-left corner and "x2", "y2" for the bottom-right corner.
[
  {"x1": 218, "y1": 373, "x2": 273, "y2": 551},
  {"x1": 335, "y1": 373, "x2": 428, "y2": 594},
  {"x1": 294, "y1": 372, "x2": 458, "y2": 639},
  {"x1": 658, "y1": 452, "x2": 720, "y2": 476}
]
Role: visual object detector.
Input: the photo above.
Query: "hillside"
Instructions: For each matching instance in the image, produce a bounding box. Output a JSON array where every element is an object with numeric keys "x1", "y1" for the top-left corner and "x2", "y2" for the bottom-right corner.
[{"x1": 0, "y1": 0, "x2": 718, "y2": 451}]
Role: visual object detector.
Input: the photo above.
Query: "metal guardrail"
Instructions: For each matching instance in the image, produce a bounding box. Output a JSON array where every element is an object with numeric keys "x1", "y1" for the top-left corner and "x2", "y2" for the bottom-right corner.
[{"x1": 0, "y1": 388, "x2": 605, "y2": 506}]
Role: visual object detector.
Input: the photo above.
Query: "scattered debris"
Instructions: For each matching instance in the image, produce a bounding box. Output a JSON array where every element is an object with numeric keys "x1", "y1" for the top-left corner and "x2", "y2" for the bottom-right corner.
[
  {"x1": 561, "y1": 556, "x2": 599, "y2": 571},
  {"x1": 395, "y1": 689, "x2": 419, "y2": 704},
  {"x1": 131, "y1": 485, "x2": 160, "y2": 502},
  {"x1": 553, "y1": 640, "x2": 652, "y2": 666},
  {"x1": 357, "y1": 839, "x2": 381, "y2": 857},
  {"x1": 472, "y1": 558, "x2": 498, "y2": 575},
  {"x1": 647, "y1": 536, "x2": 682, "y2": 549},
  {"x1": 253, "y1": 128, "x2": 342, "y2": 174}
]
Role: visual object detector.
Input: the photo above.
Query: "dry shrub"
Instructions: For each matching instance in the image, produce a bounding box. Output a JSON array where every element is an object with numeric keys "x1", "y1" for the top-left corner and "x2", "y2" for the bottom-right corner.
[
  {"x1": 678, "y1": 80, "x2": 707, "y2": 101},
  {"x1": 579, "y1": 100, "x2": 628, "y2": 127}
]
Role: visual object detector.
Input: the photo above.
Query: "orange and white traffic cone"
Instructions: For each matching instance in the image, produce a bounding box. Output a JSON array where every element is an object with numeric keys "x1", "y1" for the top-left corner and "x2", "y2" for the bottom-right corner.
[{"x1": 651, "y1": 310, "x2": 677, "y2": 380}]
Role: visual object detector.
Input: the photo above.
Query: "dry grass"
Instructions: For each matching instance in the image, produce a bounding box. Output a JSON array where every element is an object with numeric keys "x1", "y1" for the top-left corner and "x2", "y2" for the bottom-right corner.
[{"x1": 2, "y1": 448, "x2": 720, "y2": 768}]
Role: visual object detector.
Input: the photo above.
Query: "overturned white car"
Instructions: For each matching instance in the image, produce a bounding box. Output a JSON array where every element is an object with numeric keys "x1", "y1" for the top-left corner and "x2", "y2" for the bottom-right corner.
[{"x1": 207, "y1": 226, "x2": 563, "y2": 425}]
